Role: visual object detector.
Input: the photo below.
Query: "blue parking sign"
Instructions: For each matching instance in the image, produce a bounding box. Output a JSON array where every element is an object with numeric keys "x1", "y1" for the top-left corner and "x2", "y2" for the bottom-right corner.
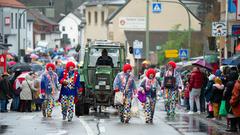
[
  {"x1": 179, "y1": 49, "x2": 188, "y2": 59},
  {"x1": 152, "y1": 3, "x2": 162, "y2": 13}
]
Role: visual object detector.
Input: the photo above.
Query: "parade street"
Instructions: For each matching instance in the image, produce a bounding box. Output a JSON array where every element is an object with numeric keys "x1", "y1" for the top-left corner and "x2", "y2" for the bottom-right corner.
[{"x1": 0, "y1": 100, "x2": 237, "y2": 135}]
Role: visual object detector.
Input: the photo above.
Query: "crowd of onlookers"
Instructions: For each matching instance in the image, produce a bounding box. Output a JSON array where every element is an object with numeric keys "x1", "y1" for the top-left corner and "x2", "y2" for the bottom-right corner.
[{"x1": 181, "y1": 66, "x2": 240, "y2": 132}]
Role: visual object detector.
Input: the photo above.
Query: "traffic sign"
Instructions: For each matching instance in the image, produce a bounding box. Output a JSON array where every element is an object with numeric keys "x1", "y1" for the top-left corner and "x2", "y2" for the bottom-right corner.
[
  {"x1": 152, "y1": 3, "x2": 162, "y2": 13},
  {"x1": 212, "y1": 22, "x2": 227, "y2": 37},
  {"x1": 165, "y1": 50, "x2": 178, "y2": 58},
  {"x1": 179, "y1": 49, "x2": 188, "y2": 59},
  {"x1": 133, "y1": 40, "x2": 143, "y2": 59}
]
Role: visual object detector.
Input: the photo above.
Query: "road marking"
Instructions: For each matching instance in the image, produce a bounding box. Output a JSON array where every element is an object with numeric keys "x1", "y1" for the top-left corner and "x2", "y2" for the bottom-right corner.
[
  {"x1": 20, "y1": 115, "x2": 35, "y2": 120},
  {"x1": 46, "y1": 130, "x2": 68, "y2": 135},
  {"x1": 99, "y1": 126, "x2": 106, "y2": 133},
  {"x1": 79, "y1": 118, "x2": 94, "y2": 135}
]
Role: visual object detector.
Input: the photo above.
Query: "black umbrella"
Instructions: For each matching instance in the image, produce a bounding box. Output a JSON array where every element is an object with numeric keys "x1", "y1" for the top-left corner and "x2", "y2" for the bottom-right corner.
[{"x1": 9, "y1": 63, "x2": 32, "y2": 72}]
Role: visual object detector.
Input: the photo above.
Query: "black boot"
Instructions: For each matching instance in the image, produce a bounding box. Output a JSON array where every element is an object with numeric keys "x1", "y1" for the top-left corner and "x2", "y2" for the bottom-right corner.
[{"x1": 226, "y1": 118, "x2": 238, "y2": 132}]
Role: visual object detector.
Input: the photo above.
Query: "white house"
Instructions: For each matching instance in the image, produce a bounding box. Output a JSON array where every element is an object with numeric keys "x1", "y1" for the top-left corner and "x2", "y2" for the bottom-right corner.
[
  {"x1": 26, "y1": 13, "x2": 34, "y2": 50},
  {"x1": 0, "y1": 0, "x2": 27, "y2": 54},
  {"x1": 58, "y1": 11, "x2": 83, "y2": 48}
]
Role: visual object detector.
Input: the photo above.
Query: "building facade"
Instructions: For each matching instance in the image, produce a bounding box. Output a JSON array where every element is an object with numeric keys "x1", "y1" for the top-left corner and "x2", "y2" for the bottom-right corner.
[
  {"x1": 0, "y1": 0, "x2": 27, "y2": 54},
  {"x1": 29, "y1": 9, "x2": 60, "y2": 49}
]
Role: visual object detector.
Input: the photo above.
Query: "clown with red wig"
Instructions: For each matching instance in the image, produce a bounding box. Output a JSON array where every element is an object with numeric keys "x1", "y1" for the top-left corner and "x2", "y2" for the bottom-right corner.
[
  {"x1": 162, "y1": 61, "x2": 183, "y2": 116},
  {"x1": 139, "y1": 68, "x2": 160, "y2": 123},
  {"x1": 41, "y1": 63, "x2": 59, "y2": 117},
  {"x1": 113, "y1": 64, "x2": 137, "y2": 123},
  {"x1": 58, "y1": 61, "x2": 81, "y2": 122}
]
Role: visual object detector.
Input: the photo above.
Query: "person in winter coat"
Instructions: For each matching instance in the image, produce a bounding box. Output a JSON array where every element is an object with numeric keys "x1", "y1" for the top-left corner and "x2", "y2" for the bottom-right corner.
[
  {"x1": 229, "y1": 75, "x2": 240, "y2": 132},
  {"x1": 162, "y1": 61, "x2": 183, "y2": 116},
  {"x1": 113, "y1": 64, "x2": 136, "y2": 123},
  {"x1": 139, "y1": 68, "x2": 160, "y2": 123},
  {"x1": 188, "y1": 67, "x2": 203, "y2": 114},
  {"x1": 59, "y1": 61, "x2": 82, "y2": 122},
  {"x1": 0, "y1": 73, "x2": 13, "y2": 112},
  {"x1": 19, "y1": 73, "x2": 38, "y2": 112},
  {"x1": 41, "y1": 63, "x2": 59, "y2": 117},
  {"x1": 210, "y1": 77, "x2": 224, "y2": 119},
  {"x1": 224, "y1": 71, "x2": 239, "y2": 132},
  {"x1": 204, "y1": 74, "x2": 215, "y2": 118}
]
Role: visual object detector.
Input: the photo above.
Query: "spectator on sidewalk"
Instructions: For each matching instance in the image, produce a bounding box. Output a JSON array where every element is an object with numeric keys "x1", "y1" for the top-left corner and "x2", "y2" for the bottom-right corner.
[
  {"x1": 205, "y1": 74, "x2": 215, "y2": 118},
  {"x1": 188, "y1": 67, "x2": 203, "y2": 114},
  {"x1": 224, "y1": 71, "x2": 239, "y2": 132},
  {"x1": 210, "y1": 77, "x2": 224, "y2": 120},
  {"x1": 229, "y1": 75, "x2": 240, "y2": 132},
  {"x1": 0, "y1": 73, "x2": 14, "y2": 112}
]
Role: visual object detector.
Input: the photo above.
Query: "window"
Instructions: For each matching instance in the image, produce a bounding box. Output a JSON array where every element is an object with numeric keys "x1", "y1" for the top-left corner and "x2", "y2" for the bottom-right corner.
[
  {"x1": 101, "y1": 11, "x2": 104, "y2": 24},
  {"x1": 23, "y1": 13, "x2": 25, "y2": 29},
  {"x1": 62, "y1": 26, "x2": 65, "y2": 31},
  {"x1": 88, "y1": 12, "x2": 91, "y2": 25},
  {"x1": 15, "y1": 13, "x2": 17, "y2": 29},
  {"x1": 94, "y1": 11, "x2": 98, "y2": 24},
  {"x1": 11, "y1": 13, "x2": 13, "y2": 29},
  {"x1": 40, "y1": 34, "x2": 46, "y2": 40},
  {"x1": 28, "y1": 23, "x2": 31, "y2": 31}
]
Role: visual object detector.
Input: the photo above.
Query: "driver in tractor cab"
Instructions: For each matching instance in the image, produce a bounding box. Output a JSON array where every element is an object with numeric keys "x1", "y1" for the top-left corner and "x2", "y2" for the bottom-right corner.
[{"x1": 96, "y1": 49, "x2": 114, "y2": 67}]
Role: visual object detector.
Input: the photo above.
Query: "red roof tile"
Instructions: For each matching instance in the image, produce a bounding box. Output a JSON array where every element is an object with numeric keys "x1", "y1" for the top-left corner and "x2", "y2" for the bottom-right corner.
[{"x1": 0, "y1": 0, "x2": 26, "y2": 9}]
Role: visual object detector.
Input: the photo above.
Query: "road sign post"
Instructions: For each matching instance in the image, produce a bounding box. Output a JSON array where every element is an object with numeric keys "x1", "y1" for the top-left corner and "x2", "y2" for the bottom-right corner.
[
  {"x1": 133, "y1": 40, "x2": 143, "y2": 76},
  {"x1": 179, "y1": 49, "x2": 189, "y2": 59}
]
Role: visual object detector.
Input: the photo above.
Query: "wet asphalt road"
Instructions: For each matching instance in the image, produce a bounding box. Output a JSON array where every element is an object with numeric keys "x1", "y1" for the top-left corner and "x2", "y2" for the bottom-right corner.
[{"x1": 0, "y1": 101, "x2": 239, "y2": 135}]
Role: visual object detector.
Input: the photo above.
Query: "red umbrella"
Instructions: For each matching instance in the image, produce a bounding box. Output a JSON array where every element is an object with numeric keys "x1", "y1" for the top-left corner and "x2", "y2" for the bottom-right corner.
[
  {"x1": 235, "y1": 44, "x2": 240, "y2": 51},
  {"x1": 8, "y1": 61, "x2": 17, "y2": 66},
  {"x1": 192, "y1": 59, "x2": 213, "y2": 70},
  {"x1": 13, "y1": 72, "x2": 29, "y2": 89}
]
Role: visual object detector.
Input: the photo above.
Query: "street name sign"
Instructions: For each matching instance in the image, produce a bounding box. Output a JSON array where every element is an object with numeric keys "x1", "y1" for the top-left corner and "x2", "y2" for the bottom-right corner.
[{"x1": 165, "y1": 50, "x2": 178, "y2": 58}]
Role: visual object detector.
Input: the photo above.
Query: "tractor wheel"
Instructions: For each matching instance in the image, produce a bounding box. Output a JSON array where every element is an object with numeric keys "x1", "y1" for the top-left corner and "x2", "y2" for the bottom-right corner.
[{"x1": 83, "y1": 103, "x2": 90, "y2": 115}]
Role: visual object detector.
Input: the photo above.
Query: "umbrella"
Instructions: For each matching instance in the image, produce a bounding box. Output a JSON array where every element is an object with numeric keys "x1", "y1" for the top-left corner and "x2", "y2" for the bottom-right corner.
[
  {"x1": 222, "y1": 54, "x2": 240, "y2": 65},
  {"x1": 192, "y1": 59, "x2": 213, "y2": 70},
  {"x1": 9, "y1": 63, "x2": 32, "y2": 72},
  {"x1": 13, "y1": 72, "x2": 29, "y2": 89},
  {"x1": 30, "y1": 53, "x2": 39, "y2": 59},
  {"x1": 7, "y1": 54, "x2": 14, "y2": 60},
  {"x1": 8, "y1": 61, "x2": 17, "y2": 66}
]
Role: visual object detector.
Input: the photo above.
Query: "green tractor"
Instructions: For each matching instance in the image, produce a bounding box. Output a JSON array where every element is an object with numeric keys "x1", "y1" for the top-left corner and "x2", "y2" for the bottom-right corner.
[{"x1": 75, "y1": 40, "x2": 126, "y2": 116}]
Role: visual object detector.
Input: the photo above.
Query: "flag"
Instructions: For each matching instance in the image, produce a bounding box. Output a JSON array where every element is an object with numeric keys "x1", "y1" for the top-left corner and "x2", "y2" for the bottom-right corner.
[{"x1": 229, "y1": 0, "x2": 237, "y2": 13}]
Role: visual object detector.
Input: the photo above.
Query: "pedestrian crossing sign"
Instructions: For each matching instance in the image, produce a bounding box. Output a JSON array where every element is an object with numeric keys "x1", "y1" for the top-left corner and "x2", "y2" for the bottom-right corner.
[
  {"x1": 152, "y1": 3, "x2": 162, "y2": 13},
  {"x1": 179, "y1": 49, "x2": 188, "y2": 59}
]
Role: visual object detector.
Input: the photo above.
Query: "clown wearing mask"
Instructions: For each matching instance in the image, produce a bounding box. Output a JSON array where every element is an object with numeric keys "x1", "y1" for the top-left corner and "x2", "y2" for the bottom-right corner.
[
  {"x1": 113, "y1": 64, "x2": 137, "y2": 123},
  {"x1": 139, "y1": 68, "x2": 160, "y2": 123},
  {"x1": 41, "y1": 63, "x2": 59, "y2": 117},
  {"x1": 59, "y1": 61, "x2": 82, "y2": 122}
]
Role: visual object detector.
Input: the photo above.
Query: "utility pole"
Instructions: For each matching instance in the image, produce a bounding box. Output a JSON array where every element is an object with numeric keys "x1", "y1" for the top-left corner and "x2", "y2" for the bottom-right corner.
[
  {"x1": 224, "y1": 0, "x2": 228, "y2": 59},
  {"x1": 146, "y1": 0, "x2": 150, "y2": 60}
]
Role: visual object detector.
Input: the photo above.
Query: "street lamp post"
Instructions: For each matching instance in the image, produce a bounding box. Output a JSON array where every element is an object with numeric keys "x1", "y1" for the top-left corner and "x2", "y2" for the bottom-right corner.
[
  {"x1": 146, "y1": 0, "x2": 192, "y2": 58},
  {"x1": 18, "y1": 9, "x2": 28, "y2": 61}
]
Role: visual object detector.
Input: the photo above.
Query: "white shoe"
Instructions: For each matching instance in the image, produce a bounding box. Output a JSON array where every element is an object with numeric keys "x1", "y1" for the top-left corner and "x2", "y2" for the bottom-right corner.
[
  {"x1": 188, "y1": 111, "x2": 194, "y2": 114},
  {"x1": 197, "y1": 111, "x2": 201, "y2": 114}
]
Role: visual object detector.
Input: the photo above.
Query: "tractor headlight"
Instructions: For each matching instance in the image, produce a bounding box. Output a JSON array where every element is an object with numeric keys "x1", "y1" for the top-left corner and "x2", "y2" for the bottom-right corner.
[
  {"x1": 106, "y1": 85, "x2": 110, "y2": 89},
  {"x1": 95, "y1": 85, "x2": 100, "y2": 89}
]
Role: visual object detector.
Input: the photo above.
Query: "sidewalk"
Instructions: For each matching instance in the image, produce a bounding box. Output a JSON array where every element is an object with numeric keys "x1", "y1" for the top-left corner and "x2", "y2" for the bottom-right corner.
[{"x1": 177, "y1": 105, "x2": 228, "y2": 128}]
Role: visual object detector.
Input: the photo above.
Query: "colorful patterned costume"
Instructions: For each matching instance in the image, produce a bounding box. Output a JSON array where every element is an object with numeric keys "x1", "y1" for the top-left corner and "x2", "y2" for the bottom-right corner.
[
  {"x1": 59, "y1": 62, "x2": 81, "y2": 121},
  {"x1": 113, "y1": 64, "x2": 136, "y2": 123},
  {"x1": 139, "y1": 68, "x2": 159, "y2": 123},
  {"x1": 162, "y1": 61, "x2": 183, "y2": 116},
  {"x1": 41, "y1": 63, "x2": 59, "y2": 117}
]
